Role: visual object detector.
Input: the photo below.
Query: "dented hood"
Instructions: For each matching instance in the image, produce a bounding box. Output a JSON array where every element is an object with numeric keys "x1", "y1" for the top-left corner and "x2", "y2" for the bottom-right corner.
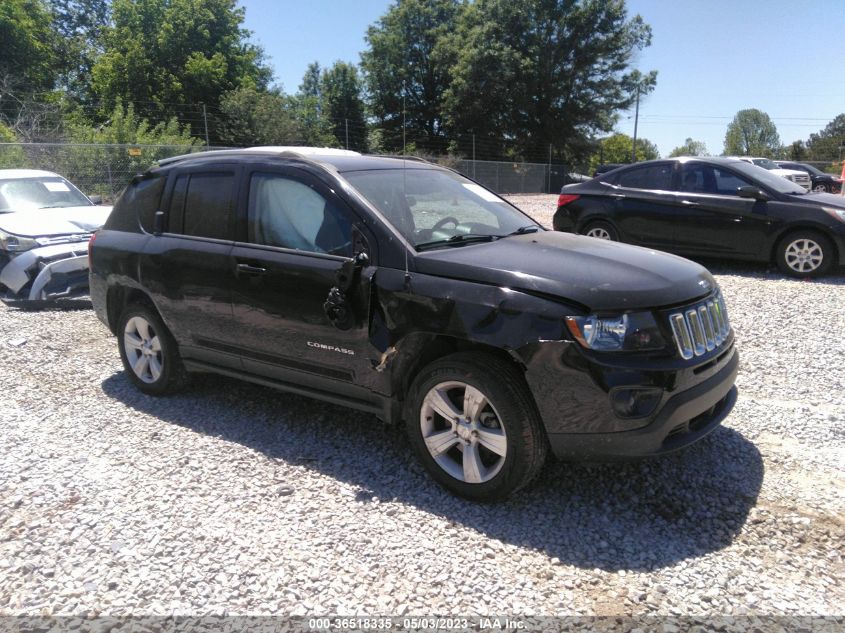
[
  {"x1": 414, "y1": 231, "x2": 716, "y2": 311},
  {"x1": 0, "y1": 205, "x2": 111, "y2": 238}
]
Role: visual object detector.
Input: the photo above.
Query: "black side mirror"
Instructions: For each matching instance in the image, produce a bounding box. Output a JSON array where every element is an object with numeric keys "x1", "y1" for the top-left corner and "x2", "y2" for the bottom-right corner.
[
  {"x1": 88, "y1": 194, "x2": 103, "y2": 204},
  {"x1": 737, "y1": 186, "x2": 769, "y2": 201},
  {"x1": 153, "y1": 210, "x2": 165, "y2": 235}
]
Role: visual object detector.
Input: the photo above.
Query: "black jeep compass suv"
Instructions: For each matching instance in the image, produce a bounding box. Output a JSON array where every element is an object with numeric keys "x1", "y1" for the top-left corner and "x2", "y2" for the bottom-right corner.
[{"x1": 89, "y1": 147, "x2": 738, "y2": 500}]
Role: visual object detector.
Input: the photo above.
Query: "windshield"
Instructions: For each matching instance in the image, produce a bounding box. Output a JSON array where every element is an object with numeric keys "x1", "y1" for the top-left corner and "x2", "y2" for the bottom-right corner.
[
  {"x1": 731, "y1": 161, "x2": 806, "y2": 194},
  {"x1": 0, "y1": 177, "x2": 92, "y2": 213},
  {"x1": 751, "y1": 158, "x2": 780, "y2": 170},
  {"x1": 342, "y1": 168, "x2": 540, "y2": 248}
]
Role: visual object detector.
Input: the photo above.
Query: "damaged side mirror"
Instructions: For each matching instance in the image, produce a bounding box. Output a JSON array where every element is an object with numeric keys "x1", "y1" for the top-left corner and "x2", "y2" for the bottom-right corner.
[{"x1": 323, "y1": 228, "x2": 370, "y2": 330}]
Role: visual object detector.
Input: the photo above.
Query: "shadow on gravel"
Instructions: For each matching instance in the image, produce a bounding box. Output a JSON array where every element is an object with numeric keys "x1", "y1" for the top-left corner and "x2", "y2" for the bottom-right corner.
[{"x1": 101, "y1": 372, "x2": 764, "y2": 573}]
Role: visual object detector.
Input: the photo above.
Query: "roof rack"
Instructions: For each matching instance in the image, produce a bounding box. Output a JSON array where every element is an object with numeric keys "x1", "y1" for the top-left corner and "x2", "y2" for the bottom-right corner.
[{"x1": 156, "y1": 146, "x2": 361, "y2": 167}]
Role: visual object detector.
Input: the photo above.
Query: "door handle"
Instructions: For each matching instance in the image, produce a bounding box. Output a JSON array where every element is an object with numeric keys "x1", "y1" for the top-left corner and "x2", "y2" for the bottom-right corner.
[
  {"x1": 236, "y1": 263, "x2": 267, "y2": 275},
  {"x1": 680, "y1": 200, "x2": 700, "y2": 207}
]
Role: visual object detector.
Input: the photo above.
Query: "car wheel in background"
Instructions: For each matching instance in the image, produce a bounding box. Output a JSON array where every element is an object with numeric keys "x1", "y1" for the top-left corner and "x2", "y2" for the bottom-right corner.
[
  {"x1": 581, "y1": 220, "x2": 619, "y2": 241},
  {"x1": 775, "y1": 231, "x2": 834, "y2": 278},
  {"x1": 812, "y1": 183, "x2": 829, "y2": 193},
  {"x1": 405, "y1": 352, "x2": 548, "y2": 501},
  {"x1": 118, "y1": 303, "x2": 189, "y2": 395}
]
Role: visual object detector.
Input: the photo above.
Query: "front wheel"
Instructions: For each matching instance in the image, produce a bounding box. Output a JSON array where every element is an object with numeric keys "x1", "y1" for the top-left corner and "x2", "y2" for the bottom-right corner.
[
  {"x1": 405, "y1": 352, "x2": 548, "y2": 501},
  {"x1": 813, "y1": 183, "x2": 829, "y2": 193},
  {"x1": 776, "y1": 231, "x2": 834, "y2": 278},
  {"x1": 581, "y1": 220, "x2": 619, "y2": 241},
  {"x1": 117, "y1": 303, "x2": 189, "y2": 395}
]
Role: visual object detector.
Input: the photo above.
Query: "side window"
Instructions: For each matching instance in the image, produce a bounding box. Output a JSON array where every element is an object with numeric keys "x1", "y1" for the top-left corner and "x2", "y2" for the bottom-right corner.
[
  {"x1": 108, "y1": 174, "x2": 164, "y2": 232},
  {"x1": 713, "y1": 168, "x2": 754, "y2": 196},
  {"x1": 680, "y1": 165, "x2": 717, "y2": 194},
  {"x1": 179, "y1": 172, "x2": 235, "y2": 240},
  {"x1": 248, "y1": 173, "x2": 353, "y2": 257},
  {"x1": 617, "y1": 164, "x2": 673, "y2": 190}
]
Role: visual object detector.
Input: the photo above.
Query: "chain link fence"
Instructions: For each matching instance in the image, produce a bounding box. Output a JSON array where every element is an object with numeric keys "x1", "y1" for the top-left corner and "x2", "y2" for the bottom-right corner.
[{"x1": 0, "y1": 143, "x2": 575, "y2": 200}]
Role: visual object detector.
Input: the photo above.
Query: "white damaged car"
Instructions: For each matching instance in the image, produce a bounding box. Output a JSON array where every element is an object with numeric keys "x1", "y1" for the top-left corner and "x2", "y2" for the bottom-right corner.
[{"x1": 0, "y1": 169, "x2": 111, "y2": 305}]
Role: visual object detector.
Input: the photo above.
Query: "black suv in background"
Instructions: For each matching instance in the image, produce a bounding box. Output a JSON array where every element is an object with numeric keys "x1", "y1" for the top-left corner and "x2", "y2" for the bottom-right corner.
[
  {"x1": 775, "y1": 161, "x2": 842, "y2": 193},
  {"x1": 90, "y1": 147, "x2": 738, "y2": 500}
]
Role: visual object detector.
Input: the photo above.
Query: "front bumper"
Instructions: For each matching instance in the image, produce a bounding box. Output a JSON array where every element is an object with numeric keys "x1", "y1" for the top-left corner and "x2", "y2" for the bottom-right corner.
[
  {"x1": 546, "y1": 348, "x2": 738, "y2": 459},
  {"x1": 0, "y1": 243, "x2": 91, "y2": 305}
]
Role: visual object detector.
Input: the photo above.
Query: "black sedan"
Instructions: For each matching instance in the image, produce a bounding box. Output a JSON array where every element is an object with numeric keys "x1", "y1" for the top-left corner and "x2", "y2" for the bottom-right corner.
[
  {"x1": 554, "y1": 157, "x2": 845, "y2": 277},
  {"x1": 775, "y1": 160, "x2": 842, "y2": 194}
]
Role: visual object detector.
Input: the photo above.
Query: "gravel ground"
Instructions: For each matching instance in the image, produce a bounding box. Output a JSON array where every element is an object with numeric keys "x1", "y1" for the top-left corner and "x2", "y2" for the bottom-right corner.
[{"x1": 1, "y1": 194, "x2": 843, "y2": 619}]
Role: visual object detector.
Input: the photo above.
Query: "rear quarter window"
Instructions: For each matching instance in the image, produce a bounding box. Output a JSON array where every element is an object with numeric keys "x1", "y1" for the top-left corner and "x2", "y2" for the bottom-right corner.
[{"x1": 105, "y1": 175, "x2": 165, "y2": 233}]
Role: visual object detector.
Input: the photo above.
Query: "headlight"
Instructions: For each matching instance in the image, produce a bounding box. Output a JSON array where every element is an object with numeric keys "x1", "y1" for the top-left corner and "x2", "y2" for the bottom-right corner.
[
  {"x1": 565, "y1": 311, "x2": 666, "y2": 351},
  {"x1": 0, "y1": 229, "x2": 39, "y2": 253},
  {"x1": 822, "y1": 206, "x2": 845, "y2": 223}
]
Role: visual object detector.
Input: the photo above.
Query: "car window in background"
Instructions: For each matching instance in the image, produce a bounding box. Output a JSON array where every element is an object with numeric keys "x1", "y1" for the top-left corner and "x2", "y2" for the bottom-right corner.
[
  {"x1": 616, "y1": 164, "x2": 673, "y2": 190},
  {"x1": 712, "y1": 168, "x2": 755, "y2": 195},
  {"x1": 751, "y1": 158, "x2": 781, "y2": 170},
  {"x1": 247, "y1": 173, "x2": 352, "y2": 256},
  {"x1": 0, "y1": 177, "x2": 92, "y2": 212}
]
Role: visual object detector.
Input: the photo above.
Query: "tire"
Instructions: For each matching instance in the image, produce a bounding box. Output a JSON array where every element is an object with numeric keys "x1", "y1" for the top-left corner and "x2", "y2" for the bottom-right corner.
[
  {"x1": 581, "y1": 220, "x2": 619, "y2": 241},
  {"x1": 812, "y1": 183, "x2": 829, "y2": 193},
  {"x1": 405, "y1": 352, "x2": 548, "y2": 501},
  {"x1": 775, "y1": 230, "x2": 834, "y2": 278},
  {"x1": 117, "y1": 303, "x2": 189, "y2": 395}
]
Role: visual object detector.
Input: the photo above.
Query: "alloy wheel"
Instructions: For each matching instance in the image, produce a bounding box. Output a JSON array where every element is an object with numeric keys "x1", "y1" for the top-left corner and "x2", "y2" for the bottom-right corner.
[
  {"x1": 585, "y1": 226, "x2": 612, "y2": 240},
  {"x1": 123, "y1": 315, "x2": 163, "y2": 383},
  {"x1": 784, "y1": 238, "x2": 824, "y2": 274},
  {"x1": 813, "y1": 184, "x2": 828, "y2": 192},
  {"x1": 419, "y1": 381, "x2": 507, "y2": 484}
]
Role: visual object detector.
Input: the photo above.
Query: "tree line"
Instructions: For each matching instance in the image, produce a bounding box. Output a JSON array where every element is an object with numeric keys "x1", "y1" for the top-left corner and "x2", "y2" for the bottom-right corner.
[{"x1": 1, "y1": 0, "x2": 659, "y2": 165}]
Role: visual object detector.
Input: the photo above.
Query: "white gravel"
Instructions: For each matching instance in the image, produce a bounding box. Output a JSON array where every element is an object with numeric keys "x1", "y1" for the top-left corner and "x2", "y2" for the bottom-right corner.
[{"x1": 1, "y1": 194, "x2": 843, "y2": 619}]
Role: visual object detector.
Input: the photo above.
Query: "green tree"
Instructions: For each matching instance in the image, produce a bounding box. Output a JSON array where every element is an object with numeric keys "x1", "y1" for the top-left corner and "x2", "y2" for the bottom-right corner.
[
  {"x1": 589, "y1": 132, "x2": 657, "y2": 171},
  {"x1": 49, "y1": 0, "x2": 110, "y2": 102},
  {"x1": 91, "y1": 0, "x2": 271, "y2": 138},
  {"x1": 444, "y1": 0, "x2": 655, "y2": 162},
  {"x1": 786, "y1": 140, "x2": 806, "y2": 161},
  {"x1": 723, "y1": 109, "x2": 781, "y2": 157},
  {"x1": 805, "y1": 114, "x2": 845, "y2": 162},
  {"x1": 361, "y1": 0, "x2": 462, "y2": 153},
  {"x1": 668, "y1": 137, "x2": 708, "y2": 157},
  {"x1": 0, "y1": 0, "x2": 59, "y2": 117},
  {"x1": 321, "y1": 62, "x2": 368, "y2": 152},
  {"x1": 218, "y1": 86, "x2": 303, "y2": 146}
]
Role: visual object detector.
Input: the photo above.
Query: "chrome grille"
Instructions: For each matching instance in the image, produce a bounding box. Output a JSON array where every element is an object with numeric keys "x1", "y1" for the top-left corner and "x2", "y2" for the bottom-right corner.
[{"x1": 669, "y1": 293, "x2": 730, "y2": 360}]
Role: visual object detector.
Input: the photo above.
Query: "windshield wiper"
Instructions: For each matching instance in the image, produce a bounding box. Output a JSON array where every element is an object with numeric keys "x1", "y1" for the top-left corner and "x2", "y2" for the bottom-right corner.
[
  {"x1": 416, "y1": 234, "x2": 499, "y2": 251},
  {"x1": 505, "y1": 224, "x2": 541, "y2": 236}
]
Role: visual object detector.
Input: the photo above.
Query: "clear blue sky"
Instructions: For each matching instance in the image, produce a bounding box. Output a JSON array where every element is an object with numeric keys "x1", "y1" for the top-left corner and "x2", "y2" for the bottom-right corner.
[{"x1": 241, "y1": 0, "x2": 845, "y2": 158}]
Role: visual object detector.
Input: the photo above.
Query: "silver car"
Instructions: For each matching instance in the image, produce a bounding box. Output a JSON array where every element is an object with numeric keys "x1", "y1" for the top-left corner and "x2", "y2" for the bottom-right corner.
[{"x1": 0, "y1": 169, "x2": 111, "y2": 305}]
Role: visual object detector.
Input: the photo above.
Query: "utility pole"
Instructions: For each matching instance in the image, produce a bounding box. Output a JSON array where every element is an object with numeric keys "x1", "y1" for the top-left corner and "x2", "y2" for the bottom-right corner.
[
  {"x1": 547, "y1": 143, "x2": 552, "y2": 193},
  {"x1": 202, "y1": 104, "x2": 210, "y2": 147},
  {"x1": 345, "y1": 118, "x2": 349, "y2": 150},
  {"x1": 472, "y1": 133, "x2": 476, "y2": 179},
  {"x1": 631, "y1": 86, "x2": 640, "y2": 163}
]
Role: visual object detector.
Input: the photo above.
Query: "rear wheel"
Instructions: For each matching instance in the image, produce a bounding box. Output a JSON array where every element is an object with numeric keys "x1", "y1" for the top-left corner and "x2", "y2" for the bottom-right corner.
[
  {"x1": 405, "y1": 352, "x2": 548, "y2": 501},
  {"x1": 117, "y1": 303, "x2": 188, "y2": 395},
  {"x1": 813, "y1": 183, "x2": 829, "y2": 193},
  {"x1": 776, "y1": 231, "x2": 834, "y2": 278},
  {"x1": 581, "y1": 220, "x2": 619, "y2": 241}
]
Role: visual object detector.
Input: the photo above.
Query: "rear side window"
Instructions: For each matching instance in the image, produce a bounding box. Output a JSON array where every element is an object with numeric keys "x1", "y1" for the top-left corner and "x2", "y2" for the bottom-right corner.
[
  {"x1": 617, "y1": 164, "x2": 673, "y2": 190},
  {"x1": 165, "y1": 171, "x2": 236, "y2": 240},
  {"x1": 108, "y1": 175, "x2": 165, "y2": 233}
]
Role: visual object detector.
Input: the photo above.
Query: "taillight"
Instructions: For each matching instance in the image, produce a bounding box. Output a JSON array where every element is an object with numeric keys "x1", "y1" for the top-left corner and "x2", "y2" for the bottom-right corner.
[
  {"x1": 557, "y1": 193, "x2": 581, "y2": 207},
  {"x1": 88, "y1": 231, "x2": 97, "y2": 269}
]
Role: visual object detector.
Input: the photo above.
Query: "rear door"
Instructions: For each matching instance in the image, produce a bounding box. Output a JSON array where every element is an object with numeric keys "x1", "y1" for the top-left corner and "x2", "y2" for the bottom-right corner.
[
  {"x1": 229, "y1": 166, "x2": 376, "y2": 393},
  {"x1": 140, "y1": 164, "x2": 242, "y2": 369},
  {"x1": 605, "y1": 162, "x2": 681, "y2": 248}
]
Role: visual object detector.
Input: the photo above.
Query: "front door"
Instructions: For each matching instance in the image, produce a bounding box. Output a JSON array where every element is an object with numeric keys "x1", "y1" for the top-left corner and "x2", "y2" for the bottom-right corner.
[{"x1": 230, "y1": 167, "x2": 375, "y2": 392}]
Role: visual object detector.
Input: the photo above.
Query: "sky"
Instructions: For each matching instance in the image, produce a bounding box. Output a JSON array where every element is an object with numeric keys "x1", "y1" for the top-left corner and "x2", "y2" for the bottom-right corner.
[{"x1": 240, "y1": 0, "x2": 845, "y2": 158}]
